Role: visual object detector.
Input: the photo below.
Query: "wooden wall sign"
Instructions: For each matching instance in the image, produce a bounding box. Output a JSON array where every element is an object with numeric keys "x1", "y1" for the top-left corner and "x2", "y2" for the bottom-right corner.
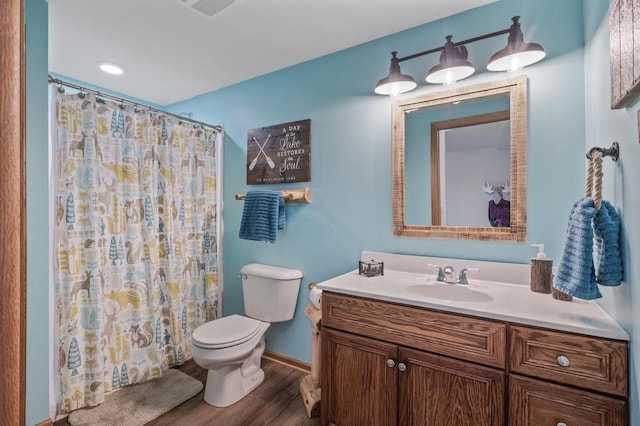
[
  {"x1": 246, "y1": 119, "x2": 311, "y2": 184},
  {"x1": 609, "y1": 0, "x2": 640, "y2": 109}
]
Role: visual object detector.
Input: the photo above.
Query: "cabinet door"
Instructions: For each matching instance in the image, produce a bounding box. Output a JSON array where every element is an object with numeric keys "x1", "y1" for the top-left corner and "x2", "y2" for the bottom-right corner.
[
  {"x1": 321, "y1": 328, "x2": 398, "y2": 426},
  {"x1": 509, "y1": 375, "x2": 627, "y2": 426},
  {"x1": 398, "y1": 347, "x2": 505, "y2": 426}
]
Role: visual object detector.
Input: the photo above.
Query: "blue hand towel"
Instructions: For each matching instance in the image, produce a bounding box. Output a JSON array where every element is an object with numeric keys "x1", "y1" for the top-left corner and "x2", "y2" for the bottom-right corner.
[
  {"x1": 553, "y1": 198, "x2": 601, "y2": 300},
  {"x1": 594, "y1": 200, "x2": 623, "y2": 286},
  {"x1": 239, "y1": 190, "x2": 286, "y2": 243}
]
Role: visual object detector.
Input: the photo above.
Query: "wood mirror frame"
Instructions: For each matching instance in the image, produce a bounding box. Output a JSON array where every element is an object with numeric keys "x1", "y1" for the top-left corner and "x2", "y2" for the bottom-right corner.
[{"x1": 392, "y1": 76, "x2": 527, "y2": 241}]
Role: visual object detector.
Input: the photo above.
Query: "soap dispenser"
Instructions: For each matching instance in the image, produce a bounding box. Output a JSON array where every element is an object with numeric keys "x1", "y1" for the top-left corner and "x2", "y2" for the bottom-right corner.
[{"x1": 530, "y1": 244, "x2": 553, "y2": 294}]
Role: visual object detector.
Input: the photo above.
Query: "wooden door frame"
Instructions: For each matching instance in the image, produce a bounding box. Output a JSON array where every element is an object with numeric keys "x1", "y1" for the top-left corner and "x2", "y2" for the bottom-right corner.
[{"x1": 0, "y1": 0, "x2": 27, "y2": 424}]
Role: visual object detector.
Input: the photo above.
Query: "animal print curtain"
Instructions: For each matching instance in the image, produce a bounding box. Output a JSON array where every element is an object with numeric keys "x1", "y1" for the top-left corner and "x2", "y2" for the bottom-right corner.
[{"x1": 52, "y1": 89, "x2": 220, "y2": 412}]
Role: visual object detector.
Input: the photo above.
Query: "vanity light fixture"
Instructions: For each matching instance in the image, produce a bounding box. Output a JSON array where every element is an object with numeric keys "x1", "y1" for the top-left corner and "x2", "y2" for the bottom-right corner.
[
  {"x1": 375, "y1": 16, "x2": 544, "y2": 95},
  {"x1": 374, "y1": 52, "x2": 417, "y2": 95},
  {"x1": 97, "y1": 61, "x2": 126, "y2": 75},
  {"x1": 425, "y1": 35, "x2": 475, "y2": 85},
  {"x1": 487, "y1": 16, "x2": 546, "y2": 71}
]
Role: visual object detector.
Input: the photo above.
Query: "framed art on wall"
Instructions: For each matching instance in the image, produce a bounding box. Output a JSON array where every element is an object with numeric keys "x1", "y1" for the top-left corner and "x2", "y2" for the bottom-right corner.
[
  {"x1": 610, "y1": 0, "x2": 640, "y2": 109},
  {"x1": 246, "y1": 119, "x2": 311, "y2": 184}
]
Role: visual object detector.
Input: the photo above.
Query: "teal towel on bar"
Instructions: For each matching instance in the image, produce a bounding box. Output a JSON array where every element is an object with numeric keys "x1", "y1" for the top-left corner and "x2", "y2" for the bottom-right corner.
[
  {"x1": 594, "y1": 200, "x2": 623, "y2": 286},
  {"x1": 239, "y1": 190, "x2": 286, "y2": 243},
  {"x1": 553, "y1": 197, "x2": 623, "y2": 300},
  {"x1": 553, "y1": 198, "x2": 601, "y2": 300}
]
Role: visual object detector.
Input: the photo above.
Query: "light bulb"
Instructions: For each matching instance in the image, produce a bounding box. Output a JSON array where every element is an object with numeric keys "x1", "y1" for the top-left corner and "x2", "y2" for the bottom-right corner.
[
  {"x1": 510, "y1": 56, "x2": 521, "y2": 72},
  {"x1": 97, "y1": 61, "x2": 126, "y2": 75},
  {"x1": 444, "y1": 71, "x2": 455, "y2": 85}
]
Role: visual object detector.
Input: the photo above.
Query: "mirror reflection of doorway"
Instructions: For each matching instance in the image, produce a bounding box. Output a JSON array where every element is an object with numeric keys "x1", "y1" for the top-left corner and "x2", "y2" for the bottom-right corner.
[{"x1": 439, "y1": 119, "x2": 510, "y2": 226}]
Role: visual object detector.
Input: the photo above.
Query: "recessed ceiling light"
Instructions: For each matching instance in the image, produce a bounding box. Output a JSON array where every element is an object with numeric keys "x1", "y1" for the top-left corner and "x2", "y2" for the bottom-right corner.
[{"x1": 97, "y1": 61, "x2": 126, "y2": 75}]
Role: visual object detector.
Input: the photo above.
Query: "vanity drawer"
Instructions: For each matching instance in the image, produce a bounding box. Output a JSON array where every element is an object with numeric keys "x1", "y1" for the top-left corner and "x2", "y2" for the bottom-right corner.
[
  {"x1": 322, "y1": 292, "x2": 506, "y2": 368},
  {"x1": 509, "y1": 325, "x2": 628, "y2": 397},
  {"x1": 509, "y1": 375, "x2": 627, "y2": 426}
]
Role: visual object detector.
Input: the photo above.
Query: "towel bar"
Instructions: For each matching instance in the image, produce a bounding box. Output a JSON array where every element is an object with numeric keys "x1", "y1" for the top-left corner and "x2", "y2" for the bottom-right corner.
[
  {"x1": 586, "y1": 142, "x2": 619, "y2": 161},
  {"x1": 235, "y1": 187, "x2": 311, "y2": 203}
]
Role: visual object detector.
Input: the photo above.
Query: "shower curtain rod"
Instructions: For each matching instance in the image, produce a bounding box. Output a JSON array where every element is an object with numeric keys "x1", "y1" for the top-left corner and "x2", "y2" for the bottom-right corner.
[{"x1": 48, "y1": 75, "x2": 223, "y2": 132}]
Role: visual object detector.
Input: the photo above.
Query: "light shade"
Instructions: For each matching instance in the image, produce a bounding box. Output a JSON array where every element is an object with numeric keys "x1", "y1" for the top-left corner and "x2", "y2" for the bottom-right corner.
[
  {"x1": 487, "y1": 16, "x2": 545, "y2": 71},
  {"x1": 426, "y1": 36, "x2": 475, "y2": 84},
  {"x1": 375, "y1": 51, "x2": 417, "y2": 95}
]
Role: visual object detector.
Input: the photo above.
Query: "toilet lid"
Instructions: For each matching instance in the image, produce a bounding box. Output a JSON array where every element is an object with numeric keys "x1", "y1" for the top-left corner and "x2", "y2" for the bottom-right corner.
[{"x1": 192, "y1": 314, "x2": 263, "y2": 349}]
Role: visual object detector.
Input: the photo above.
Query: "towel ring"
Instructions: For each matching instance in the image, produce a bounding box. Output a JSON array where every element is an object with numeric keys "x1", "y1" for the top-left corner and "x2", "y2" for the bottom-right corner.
[{"x1": 586, "y1": 142, "x2": 619, "y2": 161}]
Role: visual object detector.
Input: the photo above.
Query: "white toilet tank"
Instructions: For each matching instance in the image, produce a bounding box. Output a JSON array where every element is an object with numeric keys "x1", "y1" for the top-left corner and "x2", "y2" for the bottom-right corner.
[{"x1": 240, "y1": 263, "x2": 303, "y2": 322}]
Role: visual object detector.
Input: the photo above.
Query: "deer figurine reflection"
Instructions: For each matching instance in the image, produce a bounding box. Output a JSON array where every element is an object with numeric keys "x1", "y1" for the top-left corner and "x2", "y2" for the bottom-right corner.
[{"x1": 482, "y1": 180, "x2": 511, "y2": 195}]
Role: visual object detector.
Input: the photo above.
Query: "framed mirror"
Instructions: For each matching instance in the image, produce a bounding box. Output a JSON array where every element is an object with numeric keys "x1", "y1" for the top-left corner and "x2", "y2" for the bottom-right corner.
[{"x1": 392, "y1": 76, "x2": 527, "y2": 241}]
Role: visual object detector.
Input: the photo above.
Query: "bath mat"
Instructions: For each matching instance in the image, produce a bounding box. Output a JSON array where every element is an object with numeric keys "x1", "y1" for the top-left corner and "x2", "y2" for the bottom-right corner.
[{"x1": 67, "y1": 369, "x2": 203, "y2": 426}]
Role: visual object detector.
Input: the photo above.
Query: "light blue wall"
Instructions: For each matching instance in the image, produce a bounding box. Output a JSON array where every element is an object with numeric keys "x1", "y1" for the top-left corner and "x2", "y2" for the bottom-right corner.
[
  {"x1": 26, "y1": 0, "x2": 50, "y2": 424},
  {"x1": 584, "y1": 1, "x2": 640, "y2": 422},
  {"x1": 26, "y1": 0, "x2": 637, "y2": 422},
  {"x1": 168, "y1": 0, "x2": 587, "y2": 366}
]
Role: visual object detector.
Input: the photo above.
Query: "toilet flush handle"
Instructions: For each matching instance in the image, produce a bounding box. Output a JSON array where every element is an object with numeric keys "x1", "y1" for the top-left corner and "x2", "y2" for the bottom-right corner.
[{"x1": 239, "y1": 273, "x2": 248, "y2": 280}]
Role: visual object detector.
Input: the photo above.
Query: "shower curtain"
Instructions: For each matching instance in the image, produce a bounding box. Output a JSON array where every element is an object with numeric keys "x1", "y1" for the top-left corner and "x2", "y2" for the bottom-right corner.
[{"x1": 52, "y1": 89, "x2": 221, "y2": 412}]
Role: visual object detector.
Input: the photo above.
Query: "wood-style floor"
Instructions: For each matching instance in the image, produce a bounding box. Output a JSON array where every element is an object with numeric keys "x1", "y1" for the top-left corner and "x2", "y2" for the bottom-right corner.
[{"x1": 55, "y1": 358, "x2": 321, "y2": 426}]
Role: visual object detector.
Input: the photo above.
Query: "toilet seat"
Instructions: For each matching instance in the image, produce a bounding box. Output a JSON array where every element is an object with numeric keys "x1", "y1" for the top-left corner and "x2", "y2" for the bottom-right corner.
[{"x1": 192, "y1": 314, "x2": 265, "y2": 349}]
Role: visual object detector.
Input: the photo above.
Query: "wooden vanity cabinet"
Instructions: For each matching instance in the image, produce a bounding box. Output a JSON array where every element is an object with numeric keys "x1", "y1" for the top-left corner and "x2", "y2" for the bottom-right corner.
[
  {"x1": 509, "y1": 375, "x2": 626, "y2": 425},
  {"x1": 509, "y1": 325, "x2": 628, "y2": 397},
  {"x1": 322, "y1": 328, "x2": 398, "y2": 426},
  {"x1": 321, "y1": 292, "x2": 505, "y2": 426},
  {"x1": 509, "y1": 325, "x2": 628, "y2": 425},
  {"x1": 322, "y1": 328, "x2": 504, "y2": 426},
  {"x1": 399, "y1": 347, "x2": 504, "y2": 425},
  {"x1": 321, "y1": 292, "x2": 628, "y2": 426}
]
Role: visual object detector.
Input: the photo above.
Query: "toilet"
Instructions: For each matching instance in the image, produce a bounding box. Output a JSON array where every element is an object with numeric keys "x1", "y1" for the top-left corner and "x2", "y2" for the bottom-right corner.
[{"x1": 191, "y1": 263, "x2": 302, "y2": 407}]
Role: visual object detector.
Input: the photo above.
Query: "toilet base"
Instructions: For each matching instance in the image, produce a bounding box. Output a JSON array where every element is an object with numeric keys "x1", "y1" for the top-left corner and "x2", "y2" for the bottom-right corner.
[
  {"x1": 192, "y1": 321, "x2": 270, "y2": 408},
  {"x1": 203, "y1": 364, "x2": 265, "y2": 407}
]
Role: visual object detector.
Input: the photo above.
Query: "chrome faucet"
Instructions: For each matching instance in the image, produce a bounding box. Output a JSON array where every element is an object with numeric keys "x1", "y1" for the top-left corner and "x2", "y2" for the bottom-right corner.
[
  {"x1": 443, "y1": 266, "x2": 457, "y2": 283},
  {"x1": 429, "y1": 264, "x2": 479, "y2": 285},
  {"x1": 429, "y1": 264, "x2": 457, "y2": 283},
  {"x1": 428, "y1": 264, "x2": 446, "y2": 282},
  {"x1": 457, "y1": 267, "x2": 479, "y2": 285}
]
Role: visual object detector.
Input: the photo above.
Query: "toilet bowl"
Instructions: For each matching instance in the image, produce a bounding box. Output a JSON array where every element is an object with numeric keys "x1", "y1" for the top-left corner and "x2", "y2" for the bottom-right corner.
[
  {"x1": 191, "y1": 263, "x2": 302, "y2": 407},
  {"x1": 192, "y1": 314, "x2": 270, "y2": 407}
]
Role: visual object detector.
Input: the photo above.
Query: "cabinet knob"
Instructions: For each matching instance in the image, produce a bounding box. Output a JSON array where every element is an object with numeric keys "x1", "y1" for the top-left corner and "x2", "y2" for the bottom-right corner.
[
  {"x1": 398, "y1": 363, "x2": 407, "y2": 372},
  {"x1": 557, "y1": 423, "x2": 568, "y2": 426},
  {"x1": 557, "y1": 355, "x2": 570, "y2": 367},
  {"x1": 386, "y1": 359, "x2": 395, "y2": 368}
]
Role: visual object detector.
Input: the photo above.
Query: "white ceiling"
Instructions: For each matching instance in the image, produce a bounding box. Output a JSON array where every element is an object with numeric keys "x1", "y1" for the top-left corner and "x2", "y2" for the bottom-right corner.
[{"x1": 48, "y1": 0, "x2": 496, "y2": 106}]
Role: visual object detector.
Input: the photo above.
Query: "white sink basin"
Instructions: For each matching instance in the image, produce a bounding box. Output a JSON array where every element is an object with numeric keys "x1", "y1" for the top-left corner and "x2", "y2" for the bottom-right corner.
[{"x1": 403, "y1": 283, "x2": 493, "y2": 303}]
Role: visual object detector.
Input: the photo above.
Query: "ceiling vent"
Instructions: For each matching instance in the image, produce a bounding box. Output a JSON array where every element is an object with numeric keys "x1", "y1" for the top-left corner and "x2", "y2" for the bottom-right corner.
[{"x1": 176, "y1": 0, "x2": 237, "y2": 19}]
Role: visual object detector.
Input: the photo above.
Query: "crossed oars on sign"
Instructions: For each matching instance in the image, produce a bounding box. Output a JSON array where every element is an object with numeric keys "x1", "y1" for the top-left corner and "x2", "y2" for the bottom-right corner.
[{"x1": 249, "y1": 134, "x2": 275, "y2": 170}]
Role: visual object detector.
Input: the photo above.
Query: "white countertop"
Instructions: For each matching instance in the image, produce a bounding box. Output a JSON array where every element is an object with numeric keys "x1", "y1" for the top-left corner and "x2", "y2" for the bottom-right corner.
[{"x1": 316, "y1": 253, "x2": 629, "y2": 341}]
